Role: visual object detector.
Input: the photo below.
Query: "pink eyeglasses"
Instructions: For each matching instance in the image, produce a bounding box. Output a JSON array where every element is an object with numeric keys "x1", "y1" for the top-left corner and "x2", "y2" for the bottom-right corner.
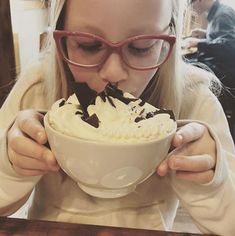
[{"x1": 53, "y1": 30, "x2": 176, "y2": 70}]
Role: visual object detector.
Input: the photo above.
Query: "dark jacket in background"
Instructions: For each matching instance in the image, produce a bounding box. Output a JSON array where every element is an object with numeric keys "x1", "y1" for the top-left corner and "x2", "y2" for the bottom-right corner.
[{"x1": 197, "y1": 0, "x2": 235, "y2": 89}]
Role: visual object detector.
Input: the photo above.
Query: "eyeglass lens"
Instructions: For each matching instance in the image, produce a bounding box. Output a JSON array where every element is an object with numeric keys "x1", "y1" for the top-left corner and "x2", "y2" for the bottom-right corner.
[{"x1": 59, "y1": 35, "x2": 171, "y2": 69}]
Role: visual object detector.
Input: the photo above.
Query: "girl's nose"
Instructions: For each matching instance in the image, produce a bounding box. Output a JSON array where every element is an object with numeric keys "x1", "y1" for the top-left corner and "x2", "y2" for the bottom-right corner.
[{"x1": 99, "y1": 53, "x2": 128, "y2": 84}]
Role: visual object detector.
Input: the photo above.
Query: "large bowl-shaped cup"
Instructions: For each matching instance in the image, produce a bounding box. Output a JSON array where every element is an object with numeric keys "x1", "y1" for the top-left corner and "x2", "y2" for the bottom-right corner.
[{"x1": 44, "y1": 113, "x2": 176, "y2": 198}]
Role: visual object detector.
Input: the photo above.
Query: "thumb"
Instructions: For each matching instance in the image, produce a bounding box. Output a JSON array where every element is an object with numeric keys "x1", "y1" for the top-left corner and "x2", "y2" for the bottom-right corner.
[
  {"x1": 17, "y1": 110, "x2": 47, "y2": 145},
  {"x1": 172, "y1": 122, "x2": 205, "y2": 148}
]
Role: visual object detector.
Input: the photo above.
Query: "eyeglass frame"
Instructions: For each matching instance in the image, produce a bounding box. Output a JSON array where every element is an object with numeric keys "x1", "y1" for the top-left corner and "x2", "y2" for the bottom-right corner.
[{"x1": 53, "y1": 30, "x2": 176, "y2": 71}]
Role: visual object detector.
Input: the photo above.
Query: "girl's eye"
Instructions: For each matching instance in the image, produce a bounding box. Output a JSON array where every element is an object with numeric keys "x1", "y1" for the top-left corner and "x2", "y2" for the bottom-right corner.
[
  {"x1": 77, "y1": 41, "x2": 104, "y2": 52},
  {"x1": 129, "y1": 45, "x2": 152, "y2": 53},
  {"x1": 128, "y1": 41, "x2": 156, "y2": 55}
]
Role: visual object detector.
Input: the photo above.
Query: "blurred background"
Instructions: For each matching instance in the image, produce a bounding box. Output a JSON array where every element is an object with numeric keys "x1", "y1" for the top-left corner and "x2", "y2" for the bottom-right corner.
[
  {"x1": 183, "y1": 0, "x2": 235, "y2": 36},
  {"x1": 0, "y1": 0, "x2": 48, "y2": 106}
]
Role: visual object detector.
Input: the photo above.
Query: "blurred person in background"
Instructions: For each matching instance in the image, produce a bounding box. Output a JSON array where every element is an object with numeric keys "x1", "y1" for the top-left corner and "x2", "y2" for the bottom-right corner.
[{"x1": 183, "y1": 0, "x2": 235, "y2": 140}]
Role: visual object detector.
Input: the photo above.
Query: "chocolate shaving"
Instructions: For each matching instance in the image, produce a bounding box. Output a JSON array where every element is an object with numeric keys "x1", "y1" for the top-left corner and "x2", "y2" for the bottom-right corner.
[
  {"x1": 103, "y1": 83, "x2": 138, "y2": 106},
  {"x1": 134, "y1": 109, "x2": 175, "y2": 123},
  {"x1": 75, "y1": 110, "x2": 83, "y2": 115},
  {"x1": 71, "y1": 81, "x2": 175, "y2": 128},
  {"x1": 139, "y1": 100, "x2": 145, "y2": 107},
  {"x1": 135, "y1": 117, "x2": 145, "y2": 123},
  {"x1": 59, "y1": 99, "x2": 66, "y2": 107},
  {"x1": 99, "y1": 92, "x2": 106, "y2": 103},
  {"x1": 83, "y1": 113, "x2": 100, "y2": 128},
  {"x1": 146, "y1": 112, "x2": 155, "y2": 119}
]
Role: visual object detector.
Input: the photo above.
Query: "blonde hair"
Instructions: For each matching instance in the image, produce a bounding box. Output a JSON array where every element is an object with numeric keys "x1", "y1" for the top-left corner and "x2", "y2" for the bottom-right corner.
[
  {"x1": 41, "y1": 0, "x2": 66, "y2": 106},
  {"x1": 41, "y1": 0, "x2": 219, "y2": 117}
]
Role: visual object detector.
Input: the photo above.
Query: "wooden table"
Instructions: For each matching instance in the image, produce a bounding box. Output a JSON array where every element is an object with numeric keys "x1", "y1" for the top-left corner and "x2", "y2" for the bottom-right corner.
[{"x1": 0, "y1": 217, "x2": 218, "y2": 236}]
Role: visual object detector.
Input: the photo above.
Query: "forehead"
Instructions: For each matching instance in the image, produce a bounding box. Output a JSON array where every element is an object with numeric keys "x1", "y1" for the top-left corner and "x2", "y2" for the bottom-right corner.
[{"x1": 64, "y1": 0, "x2": 173, "y2": 40}]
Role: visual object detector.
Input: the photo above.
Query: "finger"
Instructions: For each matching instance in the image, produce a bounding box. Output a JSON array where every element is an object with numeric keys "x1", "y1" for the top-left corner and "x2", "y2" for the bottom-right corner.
[
  {"x1": 156, "y1": 158, "x2": 169, "y2": 177},
  {"x1": 17, "y1": 110, "x2": 47, "y2": 144},
  {"x1": 8, "y1": 148, "x2": 59, "y2": 172},
  {"x1": 175, "y1": 170, "x2": 215, "y2": 184},
  {"x1": 9, "y1": 129, "x2": 58, "y2": 167},
  {"x1": 13, "y1": 165, "x2": 48, "y2": 177},
  {"x1": 172, "y1": 123, "x2": 205, "y2": 147},
  {"x1": 168, "y1": 154, "x2": 215, "y2": 172}
]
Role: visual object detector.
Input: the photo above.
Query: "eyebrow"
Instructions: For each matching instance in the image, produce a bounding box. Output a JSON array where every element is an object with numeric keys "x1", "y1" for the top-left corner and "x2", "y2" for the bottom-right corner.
[{"x1": 64, "y1": 22, "x2": 170, "y2": 41}]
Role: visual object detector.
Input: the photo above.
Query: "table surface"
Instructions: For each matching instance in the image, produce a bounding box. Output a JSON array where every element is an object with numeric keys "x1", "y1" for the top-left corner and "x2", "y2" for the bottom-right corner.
[{"x1": 0, "y1": 217, "x2": 218, "y2": 236}]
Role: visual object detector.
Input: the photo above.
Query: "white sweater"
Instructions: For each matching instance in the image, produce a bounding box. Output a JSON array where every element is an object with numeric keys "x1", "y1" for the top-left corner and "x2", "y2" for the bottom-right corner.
[{"x1": 0, "y1": 65, "x2": 235, "y2": 235}]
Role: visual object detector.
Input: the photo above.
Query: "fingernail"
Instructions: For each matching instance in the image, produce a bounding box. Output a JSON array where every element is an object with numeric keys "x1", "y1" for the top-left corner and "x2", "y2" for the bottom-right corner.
[
  {"x1": 37, "y1": 131, "x2": 45, "y2": 143},
  {"x1": 177, "y1": 134, "x2": 183, "y2": 141},
  {"x1": 44, "y1": 151, "x2": 56, "y2": 165},
  {"x1": 157, "y1": 164, "x2": 167, "y2": 176},
  {"x1": 176, "y1": 134, "x2": 183, "y2": 145},
  {"x1": 157, "y1": 169, "x2": 164, "y2": 177}
]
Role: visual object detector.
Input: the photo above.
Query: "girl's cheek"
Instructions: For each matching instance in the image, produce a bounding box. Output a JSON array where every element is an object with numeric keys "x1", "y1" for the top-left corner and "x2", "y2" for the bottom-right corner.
[
  {"x1": 69, "y1": 66, "x2": 90, "y2": 83},
  {"x1": 130, "y1": 70, "x2": 158, "y2": 97},
  {"x1": 68, "y1": 66, "x2": 106, "y2": 92}
]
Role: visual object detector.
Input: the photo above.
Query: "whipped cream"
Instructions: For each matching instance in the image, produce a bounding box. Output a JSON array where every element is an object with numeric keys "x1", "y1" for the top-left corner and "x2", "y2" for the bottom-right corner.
[{"x1": 48, "y1": 89, "x2": 176, "y2": 143}]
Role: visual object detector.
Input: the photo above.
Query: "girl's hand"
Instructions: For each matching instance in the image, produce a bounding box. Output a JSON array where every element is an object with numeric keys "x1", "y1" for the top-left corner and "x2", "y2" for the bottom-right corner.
[
  {"x1": 157, "y1": 122, "x2": 216, "y2": 184},
  {"x1": 7, "y1": 110, "x2": 60, "y2": 176}
]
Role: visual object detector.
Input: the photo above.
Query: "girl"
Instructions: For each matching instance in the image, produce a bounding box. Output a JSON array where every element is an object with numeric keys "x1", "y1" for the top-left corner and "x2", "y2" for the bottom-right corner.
[{"x1": 0, "y1": 0, "x2": 234, "y2": 235}]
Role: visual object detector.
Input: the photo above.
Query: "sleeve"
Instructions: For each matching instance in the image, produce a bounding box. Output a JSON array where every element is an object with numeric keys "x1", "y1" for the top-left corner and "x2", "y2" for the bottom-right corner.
[
  {"x1": 208, "y1": 12, "x2": 235, "y2": 38},
  {"x1": 168, "y1": 87, "x2": 235, "y2": 235},
  {"x1": 0, "y1": 128, "x2": 40, "y2": 210},
  {"x1": 0, "y1": 67, "x2": 44, "y2": 214}
]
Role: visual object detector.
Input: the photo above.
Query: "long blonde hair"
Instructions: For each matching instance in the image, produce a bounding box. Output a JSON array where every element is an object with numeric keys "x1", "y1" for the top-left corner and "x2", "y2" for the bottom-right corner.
[{"x1": 41, "y1": 0, "x2": 218, "y2": 118}]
